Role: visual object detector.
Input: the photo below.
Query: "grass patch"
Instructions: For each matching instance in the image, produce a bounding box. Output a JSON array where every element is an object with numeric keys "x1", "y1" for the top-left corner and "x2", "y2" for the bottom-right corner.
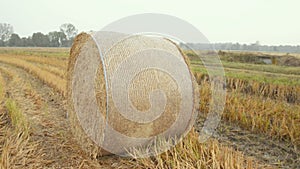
[
  {"x1": 5, "y1": 99, "x2": 29, "y2": 135},
  {"x1": 0, "y1": 74, "x2": 3, "y2": 101},
  {"x1": 191, "y1": 60, "x2": 300, "y2": 76},
  {"x1": 0, "y1": 99, "x2": 38, "y2": 168},
  {"x1": 191, "y1": 64, "x2": 300, "y2": 86}
]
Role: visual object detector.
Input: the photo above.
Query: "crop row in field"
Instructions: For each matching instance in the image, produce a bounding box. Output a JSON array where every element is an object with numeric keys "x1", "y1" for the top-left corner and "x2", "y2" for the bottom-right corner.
[
  {"x1": 0, "y1": 47, "x2": 70, "y2": 58},
  {"x1": 5, "y1": 54, "x2": 67, "y2": 69},
  {"x1": 0, "y1": 56, "x2": 66, "y2": 96},
  {"x1": 4, "y1": 53, "x2": 67, "y2": 79},
  {"x1": 0, "y1": 70, "x2": 40, "y2": 169},
  {"x1": 194, "y1": 71, "x2": 300, "y2": 104},
  {"x1": 34, "y1": 62, "x2": 66, "y2": 79},
  {"x1": 199, "y1": 80, "x2": 300, "y2": 148}
]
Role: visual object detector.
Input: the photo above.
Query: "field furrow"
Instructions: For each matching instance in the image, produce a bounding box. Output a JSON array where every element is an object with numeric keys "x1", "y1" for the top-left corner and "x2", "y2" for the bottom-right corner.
[
  {"x1": 0, "y1": 56, "x2": 66, "y2": 96},
  {"x1": 0, "y1": 63, "x2": 102, "y2": 168},
  {"x1": 0, "y1": 67, "x2": 44, "y2": 168},
  {"x1": 34, "y1": 62, "x2": 66, "y2": 79},
  {"x1": 199, "y1": 120, "x2": 300, "y2": 168}
]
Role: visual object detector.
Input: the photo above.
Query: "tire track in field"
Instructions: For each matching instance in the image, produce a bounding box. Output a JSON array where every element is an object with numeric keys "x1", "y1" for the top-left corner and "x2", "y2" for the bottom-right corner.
[
  {"x1": 0, "y1": 65, "x2": 47, "y2": 168},
  {"x1": 0, "y1": 63, "x2": 102, "y2": 168},
  {"x1": 196, "y1": 116, "x2": 300, "y2": 169}
]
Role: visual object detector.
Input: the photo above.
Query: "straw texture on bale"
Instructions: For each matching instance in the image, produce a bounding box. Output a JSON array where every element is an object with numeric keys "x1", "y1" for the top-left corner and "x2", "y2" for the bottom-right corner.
[
  {"x1": 67, "y1": 33, "x2": 106, "y2": 157},
  {"x1": 67, "y1": 32, "x2": 199, "y2": 157}
]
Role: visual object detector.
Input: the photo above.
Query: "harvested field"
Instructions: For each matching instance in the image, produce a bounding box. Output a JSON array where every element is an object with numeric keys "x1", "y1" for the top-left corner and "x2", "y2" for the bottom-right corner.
[{"x1": 0, "y1": 47, "x2": 299, "y2": 168}]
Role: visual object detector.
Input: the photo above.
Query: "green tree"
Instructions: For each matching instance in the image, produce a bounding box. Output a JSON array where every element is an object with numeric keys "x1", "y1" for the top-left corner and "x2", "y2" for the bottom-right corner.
[
  {"x1": 20, "y1": 37, "x2": 27, "y2": 47},
  {"x1": 0, "y1": 40, "x2": 4, "y2": 46},
  {"x1": 48, "y1": 31, "x2": 66, "y2": 47},
  {"x1": 32, "y1": 32, "x2": 50, "y2": 47},
  {"x1": 20, "y1": 36, "x2": 34, "y2": 47},
  {"x1": 8, "y1": 33, "x2": 21, "y2": 46}
]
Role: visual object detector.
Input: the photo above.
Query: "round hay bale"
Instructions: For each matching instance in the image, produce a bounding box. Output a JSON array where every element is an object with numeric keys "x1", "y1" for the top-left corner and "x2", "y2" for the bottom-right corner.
[{"x1": 67, "y1": 32, "x2": 199, "y2": 158}]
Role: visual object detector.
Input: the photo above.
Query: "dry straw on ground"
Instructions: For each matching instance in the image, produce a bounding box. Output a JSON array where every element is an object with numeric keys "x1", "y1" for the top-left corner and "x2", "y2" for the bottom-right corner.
[{"x1": 67, "y1": 32, "x2": 199, "y2": 157}]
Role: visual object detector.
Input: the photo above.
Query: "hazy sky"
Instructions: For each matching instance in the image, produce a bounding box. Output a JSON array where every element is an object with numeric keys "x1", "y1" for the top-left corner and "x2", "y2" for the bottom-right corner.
[{"x1": 1, "y1": 0, "x2": 299, "y2": 45}]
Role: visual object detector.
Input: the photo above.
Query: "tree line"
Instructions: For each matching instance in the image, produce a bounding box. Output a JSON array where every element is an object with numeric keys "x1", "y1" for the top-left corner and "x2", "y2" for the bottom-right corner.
[
  {"x1": 181, "y1": 41, "x2": 300, "y2": 54},
  {"x1": 0, "y1": 23, "x2": 78, "y2": 47}
]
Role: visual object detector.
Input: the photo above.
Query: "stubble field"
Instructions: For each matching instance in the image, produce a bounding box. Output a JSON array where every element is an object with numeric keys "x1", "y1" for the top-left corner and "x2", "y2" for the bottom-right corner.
[{"x1": 0, "y1": 47, "x2": 299, "y2": 169}]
